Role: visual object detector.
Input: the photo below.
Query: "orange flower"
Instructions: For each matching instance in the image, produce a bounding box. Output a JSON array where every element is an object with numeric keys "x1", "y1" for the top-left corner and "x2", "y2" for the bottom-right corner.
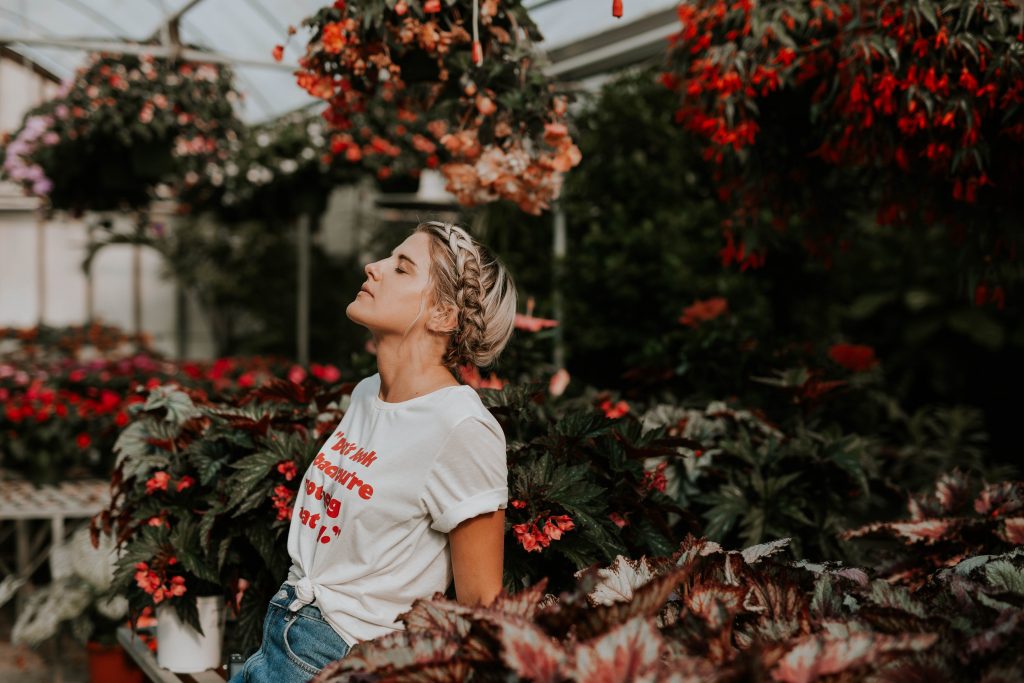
[
  {"x1": 678, "y1": 297, "x2": 728, "y2": 327},
  {"x1": 272, "y1": 45, "x2": 284, "y2": 62},
  {"x1": 322, "y1": 22, "x2": 347, "y2": 54}
]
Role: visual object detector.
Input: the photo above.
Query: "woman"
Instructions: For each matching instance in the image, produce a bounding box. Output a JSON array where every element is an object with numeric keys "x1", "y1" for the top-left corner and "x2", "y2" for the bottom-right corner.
[{"x1": 229, "y1": 221, "x2": 517, "y2": 682}]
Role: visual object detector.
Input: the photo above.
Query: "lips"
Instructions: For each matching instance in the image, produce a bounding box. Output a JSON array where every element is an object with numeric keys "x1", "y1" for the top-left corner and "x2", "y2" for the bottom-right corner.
[{"x1": 359, "y1": 284, "x2": 373, "y2": 296}]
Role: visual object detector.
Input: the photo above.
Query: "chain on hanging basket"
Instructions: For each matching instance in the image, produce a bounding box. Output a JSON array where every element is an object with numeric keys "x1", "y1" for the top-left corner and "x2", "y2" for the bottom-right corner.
[{"x1": 292, "y1": 0, "x2": 581, "y2": 214}]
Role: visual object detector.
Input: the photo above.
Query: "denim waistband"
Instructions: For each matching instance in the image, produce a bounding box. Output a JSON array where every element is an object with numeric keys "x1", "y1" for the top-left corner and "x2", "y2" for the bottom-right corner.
[{"x1": 272, "y1": 581, "x2": 325, "y2": 621}]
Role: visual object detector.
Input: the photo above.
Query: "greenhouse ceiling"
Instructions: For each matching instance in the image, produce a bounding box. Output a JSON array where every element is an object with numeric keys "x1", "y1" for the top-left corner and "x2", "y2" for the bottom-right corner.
[{"x1": 0, "y1": 0, "x2": 678, "y2": 123}]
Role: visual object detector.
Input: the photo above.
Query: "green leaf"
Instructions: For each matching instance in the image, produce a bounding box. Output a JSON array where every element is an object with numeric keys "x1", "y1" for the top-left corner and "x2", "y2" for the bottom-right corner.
[{"x1": 985, "y1": 560, "x2": 1024, "y2": 596}]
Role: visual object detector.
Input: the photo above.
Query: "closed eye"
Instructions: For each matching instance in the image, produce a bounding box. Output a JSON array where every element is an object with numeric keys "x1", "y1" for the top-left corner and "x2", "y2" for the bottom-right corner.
[{"x1": 394, "y1": 268, "x2": 405, "y2": 274}]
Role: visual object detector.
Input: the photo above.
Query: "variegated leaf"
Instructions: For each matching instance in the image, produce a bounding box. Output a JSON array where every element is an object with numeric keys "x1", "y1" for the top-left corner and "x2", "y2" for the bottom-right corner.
[
  {"x1": 974, "y1": 481, "x2": 1023, "y2": 516},
  {"x1": 685, "y1": 581, "x2": 745, "y2": 630},
  {"x1": 575, "y1": 566, "x2": 688, "y2": 640},
  {"x1": 771, "y1": 632, "x2": 938, "y2": 683},
  {"x1": 842, "y1": 519, "x2": 958, "y2": 545},
  {"x1": 998, "y1": 517, "x2": 1024, "y2": 544},
  {"x1": 933, "y1": 470, "x2": 971, "y2": 513},
  {"x1": 399, "y1": 599, "x2": 473, "y2": 637},
  {"x1": 499, "y1": 617, "x2": 566, "y2": 683},
  {"x1": 578, "y1": 555, "x2": 656, "y2": 606},
  {"x1": 792, "y1": 560, "x2": 869, "y2": 587},
  {"x1": 489, "y1": 577, "x2": 550, "y2": 618},
  {"x1": 984, "y1": 560, "x2": 1024, "y2": 595},
  {"x1": 569, "y1": 616, "x2": 664, "y2": 683},
  {"x1": 740, "y1": 538, "x2": 791, "y2": 564}
]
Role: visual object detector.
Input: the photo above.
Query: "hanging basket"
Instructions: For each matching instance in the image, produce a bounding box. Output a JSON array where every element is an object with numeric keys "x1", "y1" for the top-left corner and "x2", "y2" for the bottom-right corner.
[{"x1": 155, "y1": 596, "x2": 226, "y2": 673}]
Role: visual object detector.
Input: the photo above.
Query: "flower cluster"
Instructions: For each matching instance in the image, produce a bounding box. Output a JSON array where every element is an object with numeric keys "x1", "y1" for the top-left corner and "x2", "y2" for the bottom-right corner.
[
  {"x1": 663, "y1": 0, "x2": 1024, "y2": 290},
  {"x1": 294, "y1": 0, "x2": 581, "y2": 214},
  {"x1": 271, "y1": 484, "x2": 296, "y2": 521},
  {"x1": 0, "y1": 324, "x2": 347, "y2": 483},
  {"x1": 511, "y1": 514, "x2": 575, "y2": 552},
  {"x1": 133, "y1": 560, "x2": 186, "y2": 605},
  {"x1": 1, "y1": 114, "x2": 55, "y2": 196}
]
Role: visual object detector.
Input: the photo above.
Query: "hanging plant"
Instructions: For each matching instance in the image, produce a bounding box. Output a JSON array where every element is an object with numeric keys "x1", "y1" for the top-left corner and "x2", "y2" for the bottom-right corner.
[
  {"x1": 292, "y1": 0, "x2": 581, "y2": 214},
  {"x1": 1, "y1": 52, "x2": 243, "y2": 215},
  {"x1": 662, "y1": 0, "x2": 1024, "y2": 292},
  {"x1": 217, "y1": 108, "x2": 360, "y2": 221}
]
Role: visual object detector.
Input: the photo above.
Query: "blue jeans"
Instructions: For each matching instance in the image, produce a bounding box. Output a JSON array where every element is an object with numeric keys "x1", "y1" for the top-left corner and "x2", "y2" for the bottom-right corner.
[{"x1": 227, "y1": 581, "x2": 352, "y2": 683}]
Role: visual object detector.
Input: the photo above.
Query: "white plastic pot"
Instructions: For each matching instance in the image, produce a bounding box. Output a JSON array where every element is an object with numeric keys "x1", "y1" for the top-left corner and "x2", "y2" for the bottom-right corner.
[{"x1": 155, "y1": 596, "x2": 226, "y2": 673}]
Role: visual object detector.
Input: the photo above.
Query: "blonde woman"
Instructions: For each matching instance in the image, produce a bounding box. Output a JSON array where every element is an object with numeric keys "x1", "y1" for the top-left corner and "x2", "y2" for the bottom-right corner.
[{"x1": 230, "y1": 221, "x2": 517, "y2": 682}]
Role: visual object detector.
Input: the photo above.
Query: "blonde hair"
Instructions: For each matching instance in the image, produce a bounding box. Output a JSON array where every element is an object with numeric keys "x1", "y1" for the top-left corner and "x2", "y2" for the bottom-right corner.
[{"x1": 414, "y1": 221, "x2": 517, "y2": 369}]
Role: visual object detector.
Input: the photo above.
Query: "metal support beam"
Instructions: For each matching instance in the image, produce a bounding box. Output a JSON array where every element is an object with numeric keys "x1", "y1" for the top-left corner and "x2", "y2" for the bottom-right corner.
[{"x1": 0, "y1": 36, "x2": 292, "y2": 70}]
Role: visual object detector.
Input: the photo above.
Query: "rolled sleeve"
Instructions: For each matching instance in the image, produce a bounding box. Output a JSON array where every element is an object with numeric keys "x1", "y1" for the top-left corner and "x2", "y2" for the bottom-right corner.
[{"x1": 422, "y1": 416, "x2": 508, "y2": 534}]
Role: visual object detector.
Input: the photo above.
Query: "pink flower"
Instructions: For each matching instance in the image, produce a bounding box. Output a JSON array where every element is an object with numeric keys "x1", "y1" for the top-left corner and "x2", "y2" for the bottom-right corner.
[
  {"x1": 145, "y1": 471, "x2": 170, "y2": 495},
  {"x1": 609, "y1": 512, "x2": 628, "y2": 528},
  {"x1": 288, "y1": 365, "x2": 307, "y2": 384},
  {"x1": 512, "y1": 523, "x2": 540, "y2": 552},
  {"x1": 543, "y1": 520, "x2": 563, "y2": 540},
  {"x1": 548, "y1": 368, "x2": 570, "y2": 397},
  {"x1": 514, "y1": 313, "x2": 559, "y2": 332}
]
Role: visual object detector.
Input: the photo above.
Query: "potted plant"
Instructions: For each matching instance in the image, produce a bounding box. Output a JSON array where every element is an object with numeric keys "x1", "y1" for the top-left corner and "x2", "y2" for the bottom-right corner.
[
  {"x1": 93, "y1": 380, "x2": 349, "y2": 662},
  {"x1": 4, "y1": 525, "x2": 143, "y2": 683}
]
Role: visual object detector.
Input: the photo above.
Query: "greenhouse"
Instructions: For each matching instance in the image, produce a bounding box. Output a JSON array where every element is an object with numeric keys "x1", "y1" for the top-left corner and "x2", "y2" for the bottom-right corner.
[{"x1": 0, "y1": 1, "x2": 1021, "y2": 681}]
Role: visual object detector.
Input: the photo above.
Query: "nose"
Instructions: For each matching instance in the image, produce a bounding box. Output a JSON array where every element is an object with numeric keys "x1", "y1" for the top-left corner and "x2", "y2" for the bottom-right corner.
[{"x1": 364, "y1": 260, "x2": 381, "y2": 280}]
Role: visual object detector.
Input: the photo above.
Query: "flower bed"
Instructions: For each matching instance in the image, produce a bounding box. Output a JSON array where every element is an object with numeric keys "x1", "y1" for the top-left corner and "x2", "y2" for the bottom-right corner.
[{"x1": 0, "y1": 324, "x2": 344, "y2": 483}]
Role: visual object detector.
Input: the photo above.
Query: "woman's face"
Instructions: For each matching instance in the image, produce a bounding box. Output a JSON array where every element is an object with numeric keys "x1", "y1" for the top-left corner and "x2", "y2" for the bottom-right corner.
[{"x1": 346, "y1": 231, "x2": 438, "y2": 335}]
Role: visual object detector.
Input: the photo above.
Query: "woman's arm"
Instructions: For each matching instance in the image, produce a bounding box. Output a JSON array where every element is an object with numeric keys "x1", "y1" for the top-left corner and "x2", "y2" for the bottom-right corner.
[{"x1": 448, "y1": 508, "x2": 505, "y2": 606}]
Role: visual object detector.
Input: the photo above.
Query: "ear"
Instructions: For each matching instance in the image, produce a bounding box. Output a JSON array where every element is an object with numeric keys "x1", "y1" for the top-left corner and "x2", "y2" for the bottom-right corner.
[{"x1": 428, "y1": 302, "x2": 459, "y2": 334}]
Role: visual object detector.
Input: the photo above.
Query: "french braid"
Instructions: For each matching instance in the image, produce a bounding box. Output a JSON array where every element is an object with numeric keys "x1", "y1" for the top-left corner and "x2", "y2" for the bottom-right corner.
[{"x1": 415, "y1": 221, "x2": 517, "y2": 369}]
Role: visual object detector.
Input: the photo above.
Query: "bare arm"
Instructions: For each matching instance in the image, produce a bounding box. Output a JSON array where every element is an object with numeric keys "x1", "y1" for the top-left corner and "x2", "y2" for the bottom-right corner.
[{"x1": 449, "y1": 508, "x2": 505, "y2": 607}]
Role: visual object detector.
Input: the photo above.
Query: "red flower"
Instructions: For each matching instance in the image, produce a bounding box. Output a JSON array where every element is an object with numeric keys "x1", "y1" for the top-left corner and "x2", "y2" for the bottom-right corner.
[
  {"x1": 115, "y1": 411, "x2": 129, "y2": 427},
  {"x1": 175, "y1": 476, "x2": 195, "y2": 492},
  {"x1": 510, "y1": 499, "x2": 526, "y2": 509},
  {"x1": 76, "y1": 433, "x2": 91, "y2": 449},
  {"x1": 272, "y1": 45, "x2": 284, "y2": 62},
  {"x1": 600, "y1": 399, "x2": 630, "y2": 419},
  {"x1": 827, "y1": 343, "x2": 879, "y2": 372},
  {"x1": 272, "y1": 485, "x2": 295, "y2": 521},
  {"x1": 145, "y1": 471, "x2": 171, "y2": 495},
  {"x1": 550, "y1": 515, "x2": 574, "y2": 532},
  {"x1": 277, "y1": 461, "x2": 298, "y2": 481},
  {"x1": 424, "y1": 0, "x2": 441, "y2": 12},
  {"x1": 609, "y1": 512, "x2": 628, "y2": 528},
  {"x1": 678, "y1": 297, "x2": 728, "y2": 327},
  {"x1": 512, "y1": 523, "x2": 540, "y2": 552}
]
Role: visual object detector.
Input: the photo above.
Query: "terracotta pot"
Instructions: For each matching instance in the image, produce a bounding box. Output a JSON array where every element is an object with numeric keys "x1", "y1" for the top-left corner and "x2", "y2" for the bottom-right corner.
[{"x1": 85, "y1": 641, "x2": 144, "y2": 683}]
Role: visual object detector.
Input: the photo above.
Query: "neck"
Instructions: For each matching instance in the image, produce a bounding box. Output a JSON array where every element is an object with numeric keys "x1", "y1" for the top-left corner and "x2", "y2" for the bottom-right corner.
[{"x1": 373, "y1": 333, "x2": 458, "y2": 402}]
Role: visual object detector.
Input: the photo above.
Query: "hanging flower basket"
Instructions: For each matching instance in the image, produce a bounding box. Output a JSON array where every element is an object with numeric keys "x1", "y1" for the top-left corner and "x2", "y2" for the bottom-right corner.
[
  {"x1": 292, "y1": 0, "x2": 581, "y2": 214},
  {"x1": 1, "y1": 52, "x2": 243, "y2": 215}
]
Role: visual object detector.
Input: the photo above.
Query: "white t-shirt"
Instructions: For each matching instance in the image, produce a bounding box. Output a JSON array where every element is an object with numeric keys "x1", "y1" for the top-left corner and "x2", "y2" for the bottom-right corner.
[{"x1": 284, "y1": 372, "x2": 508, "y2": 646}]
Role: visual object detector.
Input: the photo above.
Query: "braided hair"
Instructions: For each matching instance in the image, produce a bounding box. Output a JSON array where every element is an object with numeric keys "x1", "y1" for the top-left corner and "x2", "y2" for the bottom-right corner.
[{"x1": 414, "y1": 221, "x2": 517, "y2": 369}]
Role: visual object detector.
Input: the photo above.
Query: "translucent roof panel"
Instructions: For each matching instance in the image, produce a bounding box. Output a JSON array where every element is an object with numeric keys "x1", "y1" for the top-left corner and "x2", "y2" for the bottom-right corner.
[
  {"x1": 527, "y1": 0, "x2": 677, "y2": 50},
  {"x1": 0, "y1": 0, "x2": 678, "y2": 123}
]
